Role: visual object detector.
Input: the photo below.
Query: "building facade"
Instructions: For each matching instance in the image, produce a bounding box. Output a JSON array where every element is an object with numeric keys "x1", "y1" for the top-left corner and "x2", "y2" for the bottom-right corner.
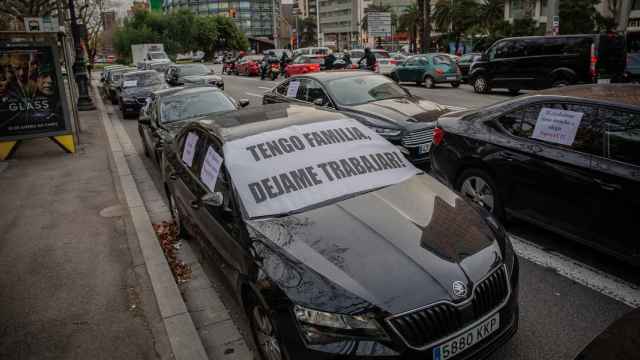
[{"x1": 162, "y1": 0, "x2": 280, "y2": 38}]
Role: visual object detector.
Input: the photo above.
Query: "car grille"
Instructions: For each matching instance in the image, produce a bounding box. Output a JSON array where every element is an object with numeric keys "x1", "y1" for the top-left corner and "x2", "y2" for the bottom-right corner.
[
  {"x1": 136, "y1": 97, "x2": 148, "y2": 104},
  {"x1": 386, "y1": 266, "x2": 509, "y2": 350},
  {"x1": 401, "y1": 128, "x2": 435, "y2": 147}
]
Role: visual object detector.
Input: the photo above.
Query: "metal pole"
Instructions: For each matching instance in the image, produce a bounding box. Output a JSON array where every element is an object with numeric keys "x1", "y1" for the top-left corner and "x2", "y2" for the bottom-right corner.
[
  {"x1": 273, "y1": 0, "x2": 279, "y2": 48},
  {"x1": 316, "y1": 0, "x2": 321, "y2": 47},
  {"x1": 67, "y1": 0, "x2": 95, "y2": 111}
]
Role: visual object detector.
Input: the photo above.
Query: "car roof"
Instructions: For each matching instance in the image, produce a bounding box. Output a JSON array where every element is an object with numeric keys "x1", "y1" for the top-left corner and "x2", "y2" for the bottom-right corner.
[
  {"x1": 194, "y1": 103, "x2": 354, "y2": 142},
  {"x1": 297, "y1": 70, "x2": 377, "y2": 81},
  {"x1": 533, "y1": 84, "x2": 640, "y2": 109},
  {"x1": 161, "y1": 86, "x2": 221, "y2": 99}
]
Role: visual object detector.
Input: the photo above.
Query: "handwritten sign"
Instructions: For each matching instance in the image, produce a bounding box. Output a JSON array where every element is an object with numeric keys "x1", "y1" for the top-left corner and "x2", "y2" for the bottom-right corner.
[
  {"x1": 122, "y1": 80, "x2": 138, "y2": 88},
  {"x1": 201, "y1": 146, "x2": 224, "y2": 192},
  {"x1": 223, "y1": 119, "x2": 419, "y2": 218},
  {"x1": 531, "y1": 108, "x2": 583, "y2": 146},
  {"x1": 182, "y1": 132, "x2": 199, "y2": 166},
  {"x1": 286, "y1": 81, "x2": 300, "y2": 97}
]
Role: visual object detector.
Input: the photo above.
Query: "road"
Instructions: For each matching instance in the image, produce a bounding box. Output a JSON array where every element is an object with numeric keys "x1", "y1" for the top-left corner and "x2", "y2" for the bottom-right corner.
[{"x1": 113, "y1": 68, "x2": 638, "y2": 360}]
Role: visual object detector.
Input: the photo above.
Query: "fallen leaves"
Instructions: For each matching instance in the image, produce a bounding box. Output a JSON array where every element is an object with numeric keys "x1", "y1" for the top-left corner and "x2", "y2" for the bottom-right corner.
[{"x1": 153, "y1": 221, "x2": 192, "y2": 284}]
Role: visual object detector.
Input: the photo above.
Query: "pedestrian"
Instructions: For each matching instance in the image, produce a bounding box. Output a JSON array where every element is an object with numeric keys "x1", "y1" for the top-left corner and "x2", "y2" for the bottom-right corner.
[
  {"x1": 280, "y1": 51, "x2": 289, "y2": 77},
  {"x1": 324, "y1": 52, "x2": 336, "y2": 70},
  {"x1": 342, "y1": 48, "x2": 351, "y2": 66},
  {"x1": 357, "y1": 48, "x2": 377, "y2": 71}
]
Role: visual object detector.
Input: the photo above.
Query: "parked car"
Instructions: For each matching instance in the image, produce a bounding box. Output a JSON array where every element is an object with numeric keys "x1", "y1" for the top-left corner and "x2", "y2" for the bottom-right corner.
[
  {"x1": 138, "y1": 86, "x2": 248, "y2": 166},
  {"x1": 162, "y1": 102, "x2": 519, "y2": 360},
  {"x1": 458, "y1": 52, "x2": 481, "y2": 83},
  {"x1": 236, "y1": 55, "x2": 263, "y2": 76},
  {"x1": 470, "y1": 34, "x2": 627, "y2": 94},
  {"x1": 293, "y1": 46, "x2": 331, "y2": 57},
  {"x1": 625, "y1": 52, "x2": 640, "y2": 82},
  {"x1": 391, "y1": 53, "x2": 462, "y2": 88},
  {"x1": 141, "y1": 60, "x2": 172, "y2": 73},
  {"x1": 166, "y1": 63, "x2": 215, "y2": 86},
  {"x1": 263, "y1": 71, "x2": 448, "y2": 165},
  {"x1": 284, "y1": 55, "x2": 323, "y2": 77},
  {"x1": 350, "y1": 49, "x2": 395, "y2": 74},
  {"x1": 192, "y1": 50, "x2": 205, "y2": 62},
  {"x1": 574, "y1": 308, "x2": 640, "y2": 360},
  {"x1": 431, "y1": 84, "x2": 640, "y2": 265},
  {"x1": 116, "y1": 70, "x2": 167, "y2": 118},
  {"x1": 100, "y1": 64, "x2": 126, "y2": 83},
  {"x1": 104, "y1": 66, "x2": 136, "y2": 104}
]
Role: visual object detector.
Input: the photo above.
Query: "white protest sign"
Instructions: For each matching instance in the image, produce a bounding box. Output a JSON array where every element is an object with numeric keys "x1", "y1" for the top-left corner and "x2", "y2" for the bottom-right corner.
[
  {"x1": 182, "y1": 132, "x2": 199, "y2": 166},
  {"x1": 123, "y1": 80, "x2": 138, "y2": 88},
  {"x1": 286, "y1": 81, "x2": 300, "y2": 97},
  {"x1": 201, "y1": 146, "x2": 224, "y2": 192},
  {"x1": 531, "y1": 108, "x2": 584, "y2": 146},
  {"x1": 223, "y1": 119, "x2": 419, "y2": 218}
]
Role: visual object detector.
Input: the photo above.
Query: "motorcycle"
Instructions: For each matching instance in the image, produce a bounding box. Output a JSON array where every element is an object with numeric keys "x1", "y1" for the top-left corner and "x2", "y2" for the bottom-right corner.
[
  {"x1": 223, "y1": 60, "x2": 236, "y2": 75},
  {"x1": 269, "y1": 63, "x2": 280, "y2": 81}
]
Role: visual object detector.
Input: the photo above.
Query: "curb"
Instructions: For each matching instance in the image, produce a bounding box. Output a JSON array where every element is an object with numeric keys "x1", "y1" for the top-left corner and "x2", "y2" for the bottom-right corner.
[{"x1": 93, "y1": 82, "x2": 209, "y2": 360}]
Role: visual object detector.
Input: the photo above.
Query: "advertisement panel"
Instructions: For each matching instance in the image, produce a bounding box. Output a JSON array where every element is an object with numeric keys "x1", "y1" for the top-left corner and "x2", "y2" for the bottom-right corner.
[
  {"x1": 0, "y1": 42, "x2": 72, "y2": 141},
  {"x1": 368, "y1": 12, "x2": 392, "y2": 38}
]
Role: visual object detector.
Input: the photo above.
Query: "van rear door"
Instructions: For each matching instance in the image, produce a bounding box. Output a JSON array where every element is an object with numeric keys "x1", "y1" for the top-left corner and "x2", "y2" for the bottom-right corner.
[{"x1": 597, "y1": 33, "x2": 626, "y2": 82}]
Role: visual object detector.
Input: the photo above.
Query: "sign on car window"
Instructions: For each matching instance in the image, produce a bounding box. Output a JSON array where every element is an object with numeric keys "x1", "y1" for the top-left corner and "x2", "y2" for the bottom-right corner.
[
  {"x1": 531, "y1": 107, "x2": 584, "y2": 146},
  {"x1": 223, "y1": 119, "x2": 419, "y2": 218},
  {"x1": 286, "y1": 81, "x2": 300, "y2": 97},
  {"x1": 182, "y1": 132, "x2": 199, "y2": 167},
  {"x1": 201, "y1": 146, "x2": 224, "y2": 191}
]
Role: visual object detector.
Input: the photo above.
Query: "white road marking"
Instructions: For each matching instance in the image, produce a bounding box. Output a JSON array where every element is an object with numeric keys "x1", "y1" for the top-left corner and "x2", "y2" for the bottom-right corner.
[
  {"x1": 245, "y1": 92, "x2": 263, "y2": 98},
  {"x1": 510, "y1": 235, "x2": 640, "y2": 308}
]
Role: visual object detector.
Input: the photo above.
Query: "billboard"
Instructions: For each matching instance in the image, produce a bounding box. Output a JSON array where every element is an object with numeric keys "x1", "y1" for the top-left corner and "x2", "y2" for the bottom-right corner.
[
  {"x1": 0, "y1": 42, "x2": 72, "y2": 141},
  {"x1": 367, "y1": 12, "x2": 392, "y2": 38}
]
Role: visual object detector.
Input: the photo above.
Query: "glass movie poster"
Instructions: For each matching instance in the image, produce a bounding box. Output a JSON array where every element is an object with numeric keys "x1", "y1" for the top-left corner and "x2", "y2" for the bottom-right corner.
[{"x1": 0, "y1": 43, "x2": 70, "y2": 140}]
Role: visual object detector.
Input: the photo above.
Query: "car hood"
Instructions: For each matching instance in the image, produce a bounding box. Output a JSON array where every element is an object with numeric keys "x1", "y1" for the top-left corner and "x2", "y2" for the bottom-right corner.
[
  {"x1": 123, "y1": 84, "x2": 166, "y2": 98},
  {"x1": 245, "y1": 174, "x2": 504, "y2": 315},
  {"x1": 343, "y1": 98, "x2": 448, "y2": 129},
  {"x1": 182, "y1": 74, "x2": 223, "y2": 83}
]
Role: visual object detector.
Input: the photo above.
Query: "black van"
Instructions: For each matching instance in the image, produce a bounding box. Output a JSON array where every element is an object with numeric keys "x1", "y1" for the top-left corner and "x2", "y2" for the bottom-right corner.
[{"x1": 470, "y1": 34, "x2": 626, "y2": 94}]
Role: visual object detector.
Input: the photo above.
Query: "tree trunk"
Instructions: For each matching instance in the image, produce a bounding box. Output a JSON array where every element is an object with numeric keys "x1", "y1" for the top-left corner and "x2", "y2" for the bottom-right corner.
[
  {"x1": 423, "y1": 0, "x2": 431, "y2": 53},
  {"x1": 417, "y1": 0, "x2": 424, "y2": 53}
]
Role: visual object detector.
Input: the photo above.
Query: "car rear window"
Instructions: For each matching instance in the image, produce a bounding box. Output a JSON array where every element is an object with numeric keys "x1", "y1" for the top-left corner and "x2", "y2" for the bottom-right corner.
[
  {"x1": 373, "y1": 51, "x2": 390, "y2": 58},
  {"x1": 432, "y1": 55, "x2": 453, "y2": 65}
]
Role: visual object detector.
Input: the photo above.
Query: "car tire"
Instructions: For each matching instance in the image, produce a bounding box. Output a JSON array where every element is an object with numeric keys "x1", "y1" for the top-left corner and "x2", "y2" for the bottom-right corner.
[
  {"x1": 141, "y1": 134, "x2": 150, "y2": 158},
  {"x1": 508, "y1": 88, "x2": 520, "y2": 95},
  {"x1": 456, "y1": 168, "x2": 504, "y2": 219},
  {"x1": 424, "y1": 76, "x2": 435, "y2": 89},
  {"x1": 473, "y1": 75, "x2": 490, "y2": 94},
  {"x1": 110, "y1": 95, "x2": 118, "y2": 105},
  {"x1": 167, "y1": 190, "x2": 188, "y2": 239},
  {"x1": 552, "y1": 79, "x2": 570, "y2": 87},
  {"x1": 246, "y1": 296, "x2": 289, "y2": 360},
  {"x1": 451, "y1": 81, "x2": 460, "y2": 88},
  {"x1": 390, "y1": 72, "x2": 399, "y2": 83}
]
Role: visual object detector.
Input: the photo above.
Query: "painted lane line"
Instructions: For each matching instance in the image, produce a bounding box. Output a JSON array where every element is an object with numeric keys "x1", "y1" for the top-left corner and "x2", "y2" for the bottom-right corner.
[
  {"x1": 510, "y1": 235, "x2": 640, "y2": 308},
  {"x1": 245, "y1": 92, "x2": 264, "y2": 98}
]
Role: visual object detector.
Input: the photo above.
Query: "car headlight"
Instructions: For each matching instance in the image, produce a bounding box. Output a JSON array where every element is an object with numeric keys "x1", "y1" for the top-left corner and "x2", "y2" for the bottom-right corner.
[
  {"x1": 366, "y1": 125, "x2": 401, "y2": 137},
  {"x1": 293, "y1": 305, "x2": 387, "y2": 343}
]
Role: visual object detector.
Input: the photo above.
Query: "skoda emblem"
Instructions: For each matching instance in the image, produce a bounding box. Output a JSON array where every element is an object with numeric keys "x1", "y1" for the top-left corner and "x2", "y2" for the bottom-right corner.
[{"x1": 452, "y1": 281, "x2": 467, "y2": 298}]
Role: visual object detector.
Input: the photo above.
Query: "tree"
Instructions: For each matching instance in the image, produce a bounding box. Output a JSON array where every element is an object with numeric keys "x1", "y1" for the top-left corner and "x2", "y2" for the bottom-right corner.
[
  {"x1": 300, "y1": 17, "x2": 316, "y2": 47},
  {"x1": 479, "y1": 0, "x2": 505, "y2": 33},
  {"x1": 559, "y1": 0, "x2": 598, "y2": 34},
  {"x1": 0, "y1": 0, "x2": 58, "y2": 21},
  {"x1": 433, "y1": 0, "x2": 480, "y2": 52},
  {"x1": 398, "y1": 4, "x2": 418, "y2": 53}
]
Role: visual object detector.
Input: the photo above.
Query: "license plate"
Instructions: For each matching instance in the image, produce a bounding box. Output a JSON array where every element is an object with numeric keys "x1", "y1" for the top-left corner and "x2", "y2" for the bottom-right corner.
[
  {"x1": 446, "y1": 76, "x2": 457, "y2": 80},
  {"x1": 418, "y1": 143, "x2": 431, "y2": 154},
  {"x1": 433, "y1": 313, "x2": 500, "y2": 360},
  {"x1": 597, "y1": 78, "x2": 611, "y2": 84}
]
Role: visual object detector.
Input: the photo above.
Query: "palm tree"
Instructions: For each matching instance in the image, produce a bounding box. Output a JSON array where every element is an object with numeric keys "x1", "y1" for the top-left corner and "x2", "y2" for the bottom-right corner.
[
  {"x1": 398, "y1": 4, "x2": 418, "y2": 53},
  {"x1": 433, "y1": 0, "x2": 479, "y2": 52},
  {"x1": 479, "y1": 0, "x2": 505, "y2": 33}
]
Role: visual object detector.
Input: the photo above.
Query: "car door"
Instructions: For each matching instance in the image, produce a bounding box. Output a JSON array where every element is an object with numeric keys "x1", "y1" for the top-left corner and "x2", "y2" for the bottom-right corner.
[
  {"x1": 147, "y1": 99, "x2": 164, "y2": 164},
  {"x1": 304, "y1": 79, "x2": 333, "y2": 107},
  {"x1": 487, "y1": 39, "x2": 518, "y2": 88},
  {"x1": 191, "y1": 136, "x2": 248, "y2": 280},
  {"x1": 589, "y1": 106, "x2": 640, "y2": 258},
  {"x1": 396, "y1": 56, "x2": 420, "y2": 82},
  {"x1": 490, "y1": 101, "x2": 602, "y2": 241},
  {"x1": 264, "y1": 80, "x2": 290, "y2": 104}
]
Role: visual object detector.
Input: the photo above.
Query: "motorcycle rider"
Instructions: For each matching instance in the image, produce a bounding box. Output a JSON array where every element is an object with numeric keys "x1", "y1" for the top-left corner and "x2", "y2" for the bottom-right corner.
[
  {"x1": 342, "y1": 49, "x2": 351, "y2": 68},
  {"x1": 280, "y1": 51, "x2": 289, "y2": 77},
  {"x1": 324, "y1": 52, "x2": 336, "y2": 70},
  {"x1": 358, "y1": 47, "x2": 377, "y2": 71}
]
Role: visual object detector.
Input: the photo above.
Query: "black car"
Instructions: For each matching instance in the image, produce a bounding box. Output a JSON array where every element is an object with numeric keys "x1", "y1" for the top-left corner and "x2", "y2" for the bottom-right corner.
[
  {"x1": 574, "y1": 308, "x2": 640, "y2": 360},
  {"x1": 263, "y1": 71, "x2": 448, "y2": 165},
  {"x1": 116, "y1": 70, "x2": 167, "y2": 118},
  {"x1": 431, "y1": 84, "x2": 640, "y2": 265},
  {"x1": 165, "y1": 63, "x2": 222, "y2": 88},
  {"x1": 138, "y1": 86, "x2": 248, "y2": 167},
  {"x1": 458, "y1": 52, "x2": 481, "y2": 83},
  {"x1": 163, "y1": 103, "x2": 519, "y2": 360},
  {"x1": 470, "y1": 34, "x2": 627, "y2": 94}
]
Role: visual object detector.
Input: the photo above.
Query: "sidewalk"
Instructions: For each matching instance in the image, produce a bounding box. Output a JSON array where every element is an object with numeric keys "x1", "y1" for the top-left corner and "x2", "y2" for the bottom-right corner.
[{"x1": 0, "y1": 99, "x2": 171, "y2": 359}]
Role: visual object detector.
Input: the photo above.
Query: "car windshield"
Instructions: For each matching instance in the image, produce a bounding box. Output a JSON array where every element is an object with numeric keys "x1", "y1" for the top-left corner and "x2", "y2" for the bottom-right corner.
[
  {"x1": 122, "y1": 72, "x2": 163, "y2": 87},
  {"x1": 160, "y1": 91, "x2": 235, "y2": 123},
  {"x1": 326, "y1": 75, "x2": 408, "y2": 106},
  {"x1": 179, "y1": 64, "x2": 209, "y2": 76},
  {"x1": 149, "y1": 52, "x2": 167, "y2": 60},
  {"x1": 222, "y1": 119, "x2": 420, "y2": 219}
]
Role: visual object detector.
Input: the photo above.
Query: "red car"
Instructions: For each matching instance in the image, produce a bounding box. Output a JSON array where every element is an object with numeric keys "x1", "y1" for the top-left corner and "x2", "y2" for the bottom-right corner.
[
  {"x1": 285, "y1": 55, "x2": 323, "y2": 77},
  {"x1": 236, "y1": 55, "x2": 263, "y2": 76}
]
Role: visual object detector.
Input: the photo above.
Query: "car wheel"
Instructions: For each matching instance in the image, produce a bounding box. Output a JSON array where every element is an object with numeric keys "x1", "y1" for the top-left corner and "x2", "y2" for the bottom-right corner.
[
  {"x1": 390, "y1": 72, "x2": 399, "y2": 83},
  {"x1": 552, "y1": 79, "x2": 569, "y2": 87},
  {"x1": 248, "y1": 299, "x2": 287, "y2": 360},
  {"x1": 451, "y1": 81, "x2": 460, "y2": 88},
  {"x1": 508, "y1": 88, "x2": 520, "y2": 95},
  {"x1": 168, "y1": 191, "x2": 187, "y2": 238},
  {"x1": 473, "y1": 75, "x2": 490, "y2": 93},
  {"x1": 456, "y1": 168, "x2": 504, "y2": 218},
  {"x1": 424, "y1": 76, "x2": 435, "y2": 89},
  {"x1": 110, "y1": 95, "x2": 118, "y2": 105},
  {"x1": 141, "y1": 135, "x2": 150, "y2": 157}
]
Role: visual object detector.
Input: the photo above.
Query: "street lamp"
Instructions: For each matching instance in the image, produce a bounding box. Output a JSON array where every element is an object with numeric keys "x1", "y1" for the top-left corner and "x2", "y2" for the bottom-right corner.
[{"x1": 67, "y1": 0, "x2": 96, "y2": 111}]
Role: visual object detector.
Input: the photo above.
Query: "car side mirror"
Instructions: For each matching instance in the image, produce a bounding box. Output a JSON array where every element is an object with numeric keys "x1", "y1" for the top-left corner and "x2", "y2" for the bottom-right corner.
[
  {"x1": 202, "y1": 192, "x2": 224, "y2": 207},
  {"x1": 239, "y1": 99, "x2": 250, "y2": 108},
  {"x1": 138, "y1": 118, "x2": 151, "y2": 125},
  {"x1": 313, "y1": 98, "x2": 325, "y2": 106}
]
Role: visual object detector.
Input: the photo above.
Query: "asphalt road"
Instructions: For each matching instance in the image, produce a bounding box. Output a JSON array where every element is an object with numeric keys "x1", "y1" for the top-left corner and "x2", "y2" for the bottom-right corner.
[{"x1": 113, "y1": 69, "x2": 637, "y2": 360}]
